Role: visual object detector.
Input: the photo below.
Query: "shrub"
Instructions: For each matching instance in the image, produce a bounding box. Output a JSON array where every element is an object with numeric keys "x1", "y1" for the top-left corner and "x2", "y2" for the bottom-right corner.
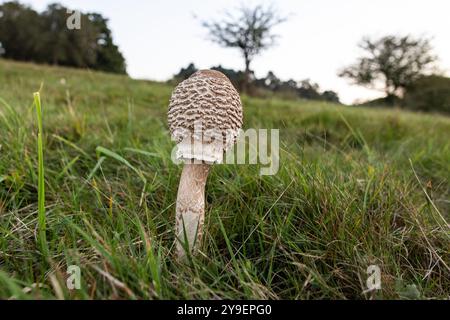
[{"x1": 404, "y1": 75, "x2": 450, "y2": 114}]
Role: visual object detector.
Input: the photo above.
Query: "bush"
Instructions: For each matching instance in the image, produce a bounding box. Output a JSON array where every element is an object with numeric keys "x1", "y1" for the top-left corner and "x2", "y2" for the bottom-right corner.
[{"x1": 404, "y1": 75, "x2": 450, "y2": 114}]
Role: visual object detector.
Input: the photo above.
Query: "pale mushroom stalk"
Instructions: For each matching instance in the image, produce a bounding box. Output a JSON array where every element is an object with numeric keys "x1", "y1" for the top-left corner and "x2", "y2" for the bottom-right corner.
[
  {"x1": 168, "y1": 70, "x2": 243, "y2": 259},
  {"x1": 175, "y1": 163, "x2": 210, "y2": 260}
]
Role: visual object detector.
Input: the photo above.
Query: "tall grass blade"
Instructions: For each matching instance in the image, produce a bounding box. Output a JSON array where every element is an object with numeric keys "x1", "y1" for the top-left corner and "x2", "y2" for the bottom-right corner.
[
  {"x1": 96, "y1": 146, "x2": 146, "y2": 183},
  {"x1": 34, "y1": 92, "x2": 48, "y2": 256}
]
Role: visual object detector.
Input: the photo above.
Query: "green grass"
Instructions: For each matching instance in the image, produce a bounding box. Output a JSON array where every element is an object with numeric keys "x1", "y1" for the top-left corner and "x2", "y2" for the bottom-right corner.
[
  {"x1": 0, "y1": 59, "x2": 449, "y2": 299},
  {"x1": 33, "y1": 92, "x2": 48, "y2": 258}
]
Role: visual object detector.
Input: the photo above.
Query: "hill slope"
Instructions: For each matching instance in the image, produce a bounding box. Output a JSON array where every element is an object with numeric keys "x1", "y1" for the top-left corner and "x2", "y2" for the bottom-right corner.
[{"x1": 0, "y1": 59, "x2": 449, "y2": 299}]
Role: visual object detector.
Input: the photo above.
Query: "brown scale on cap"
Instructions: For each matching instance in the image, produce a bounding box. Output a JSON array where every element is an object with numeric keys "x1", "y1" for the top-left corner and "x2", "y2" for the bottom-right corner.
[{"x1": 168, "y1": 70, "x2": 243, "y2": 163}]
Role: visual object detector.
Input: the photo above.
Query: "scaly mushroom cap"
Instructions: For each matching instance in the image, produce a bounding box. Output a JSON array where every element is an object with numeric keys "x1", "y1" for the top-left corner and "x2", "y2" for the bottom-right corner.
[{"x1": 168, "y1": 70, "x2": 243, "y2": 163}]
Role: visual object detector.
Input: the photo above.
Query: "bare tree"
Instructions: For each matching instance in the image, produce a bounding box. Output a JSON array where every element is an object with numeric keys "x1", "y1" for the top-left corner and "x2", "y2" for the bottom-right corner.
[
  {"x1": 201, "y1": 5, "x2": 287, "y2": 92},
  {"x1": 339, "y1": 35, "x2": 437, "y2": 101}
]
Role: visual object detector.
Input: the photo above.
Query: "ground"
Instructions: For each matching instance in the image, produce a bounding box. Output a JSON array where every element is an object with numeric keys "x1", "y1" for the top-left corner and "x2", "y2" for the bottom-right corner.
[{"x1": 0, "y1": 59, "x2": 449, "y2": 299}]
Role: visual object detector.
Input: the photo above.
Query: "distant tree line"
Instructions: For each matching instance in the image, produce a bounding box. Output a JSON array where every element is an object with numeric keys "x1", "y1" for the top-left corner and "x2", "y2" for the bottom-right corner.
[
  {"x1": 172, "y1": 63, "x2": 340, "y2": 103},
  {"x1": 0, "y1": 1, "x2": 126, "y2": 74}
]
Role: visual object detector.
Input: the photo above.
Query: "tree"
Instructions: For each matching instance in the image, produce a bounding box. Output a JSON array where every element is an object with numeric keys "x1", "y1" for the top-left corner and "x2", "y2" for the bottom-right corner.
[
  {"x1": 0, "y1": 1, "x2": 42, "y2": 61},
  {"x1": 321, "y1": 90, "x2": 340, "y2": 103},
  {"x1": 255, "y1": 71, "x2": 281, "y2": 91},
  {"x1": 339, "y1": 35, "x2": 437, "y2": 102},
  {"x1": 39, "y1": 3, "x2": 97, "y2": 67},
  {"x1": 211, "y1": 65, "x2": 245, "y2": 90},
  {"x1": 201, "y1": 5, "x2": 287, "y2": 92},
  {"x1": 297, "y1": 79, "x2": 321, "y2": 100},
  {"x1": 0, "y1": 1, "x2": 126, "y2": 74},
  {"x1": 173, "y1": 63, "x2": 198, "y2": 82},
  {"x1": 88, "y1": 13, "x2": 127, "y2": 74}
]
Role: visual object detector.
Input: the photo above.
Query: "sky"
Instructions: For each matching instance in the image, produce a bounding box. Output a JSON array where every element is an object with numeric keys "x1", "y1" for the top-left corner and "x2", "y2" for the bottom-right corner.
[{"x1": 8, "y1": 0, "x2": 450, "y2": 104}]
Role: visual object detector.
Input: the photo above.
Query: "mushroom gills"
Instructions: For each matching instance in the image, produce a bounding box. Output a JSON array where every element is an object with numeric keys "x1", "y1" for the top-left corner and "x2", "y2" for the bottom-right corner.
[{"x1": 176, "y1": 136, "x2": 226, "y2": 164}]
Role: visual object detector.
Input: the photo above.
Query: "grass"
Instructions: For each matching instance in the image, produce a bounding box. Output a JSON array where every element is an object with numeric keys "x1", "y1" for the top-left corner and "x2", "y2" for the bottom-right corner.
[
  {"x1": 0, "y1": 59, "x2": 449, "y2": 299},
  {"x1": 33, "y1": 92, "x2": 48, "y2": 258}
]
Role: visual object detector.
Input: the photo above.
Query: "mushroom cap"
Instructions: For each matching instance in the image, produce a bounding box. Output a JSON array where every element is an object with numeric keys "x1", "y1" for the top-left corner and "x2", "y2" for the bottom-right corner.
[{"x1": 168, "y1": 70, "x2": 243, "y2": 163}]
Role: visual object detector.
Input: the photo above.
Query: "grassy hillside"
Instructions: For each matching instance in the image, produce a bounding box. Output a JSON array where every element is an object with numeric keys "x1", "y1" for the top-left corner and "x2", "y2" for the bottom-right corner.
[{"x1": 0, "y1": 59, "x2": 449, "y2": 299}]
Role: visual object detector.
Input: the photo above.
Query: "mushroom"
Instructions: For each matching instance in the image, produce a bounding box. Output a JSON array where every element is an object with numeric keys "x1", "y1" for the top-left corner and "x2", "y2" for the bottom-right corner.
[{"x1": 168, "y1": 70, "x2": 243, "y2": 259}]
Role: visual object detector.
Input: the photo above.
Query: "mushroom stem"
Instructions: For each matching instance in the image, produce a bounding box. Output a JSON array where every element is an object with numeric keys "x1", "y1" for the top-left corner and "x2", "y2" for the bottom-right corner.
[{"x1": 175, "y1": 163, "x2": 211, "y2": 259}]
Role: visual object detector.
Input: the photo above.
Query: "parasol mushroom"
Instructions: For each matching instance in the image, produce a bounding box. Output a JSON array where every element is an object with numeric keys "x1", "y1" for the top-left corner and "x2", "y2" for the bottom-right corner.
[{"x1": 168, "y1": 70, "x2": 243, "y2": 259}]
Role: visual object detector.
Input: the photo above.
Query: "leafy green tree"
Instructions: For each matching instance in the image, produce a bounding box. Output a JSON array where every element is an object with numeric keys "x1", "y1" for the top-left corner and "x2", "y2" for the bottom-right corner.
[
  {"x1": 256, "y1": 71, "x2": 281, "y2": 91},
  {"x1": 321, "y1": 90, "x2": 340, "y2": 103},
  {"x1": 88, "y1": 13, "x2": 126, "y2": 74},
  {"x1": 297, "y1": 79, "x2": 321, "y2": 100},
  {"x1": 39, "y1": 4, "x2": 97, "y2": 67},
  {"x1": 0, "y1": 1, "x2": 126, "y2": 74},
  {"x1": 0, "y1": 1, "x2": 42, "y2": 61},
  {"x1": 172, "y1": 62, "x2": 198, "y2": 81},
  {"x1": 339, "y1": 35, "x2": 437, "y2": 101},
  {"x1": 201, "y1": 5, "x2": 287, "y2": 92},
  {"x1": 211, "y1": 65, "x2": 245, "y2": 90}
]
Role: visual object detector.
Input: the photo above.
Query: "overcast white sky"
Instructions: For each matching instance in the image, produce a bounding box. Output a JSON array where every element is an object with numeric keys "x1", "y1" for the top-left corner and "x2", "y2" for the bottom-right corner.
[{"x1": 8, "y1": 0, "x2": 450, "y2": 104}]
